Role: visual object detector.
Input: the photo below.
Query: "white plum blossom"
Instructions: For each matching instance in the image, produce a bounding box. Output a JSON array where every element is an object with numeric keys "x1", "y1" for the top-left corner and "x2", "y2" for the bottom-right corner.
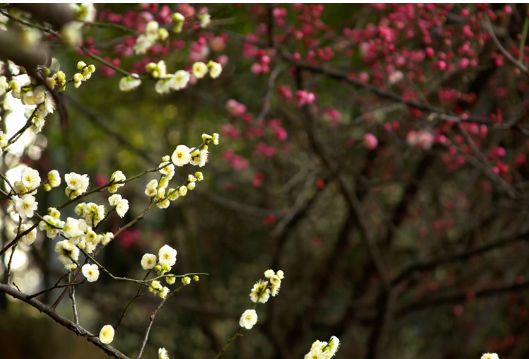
[
  {"x1": 304, "y1": 336, "x2": 340, "y2": 359},
  {"x1": 141, "y1": 253, "x2": 157, "y2": 270},
  {"x1": 264, "y1": 269, "x2": 275, "y2": 278},
  {"x1": 481, "y1": 355, "x2": 499, "y2": 359},
  {"x1": 0, "y1": 131, "x2": 7, "y2": 148},
  {"x1": 158, "y1": 348, "x2": 169, "y2": 359},
  {"x1": 108, "y1": 170, "x2": 126, "y2": 193},
  {"x1": 119, "y1": 76, "x2": 142, "y2": 92},
  {"x1": 304, "y1": 349, "x2": 325, "y2": 359},
  {"x1": 101, "y1": 232, "x2": 114, "y2": 246},
  {"x1": 239, "y1": 309, "x2": 258, "y2": 330},
  {"x1": 0, "y1": 76, "x2": 8, "y2": 97},
  {"x1": 178, "y1": 186, "x2": 187, "y2": 196},
  {"x1": 65, "y1": 172, "x2": 89, "y2": 197},
  {"x1": 158, "y1": 245, "x2": 177, "y2": 267},
  {"x1": 208, "y1": 61, "x2": 222, "y2": 79},
  {"x1": 155, "y1": 78, "x2": 173, "y2": 95},
  {"x1": 116, "y1": 199, "x2": 129, "y2": 218},
  {"x1": 171, "y1": 70, "x2": 190, "y2": 90},
  {"x1": 108, "y1": 194, "x2": 122, "y2": 207},
  {"x1": 55, "y1": 240, "x2": 80, "y2": 268},
  {"x1": 172, "y1": 145, "x2": 191, "y2": 167},
  {"x1": 63, "y1": 217, "x2": 84, "y2": 238},
  {"x1": 250, "y1": 280, "x2": 270, "y2": 303},
  {"x1": 199, "y1": 13, "x2": 211, "y2": 28},
  {"x1": 192, "y1": 62, "x2": 208, "y2": 79},
  {"x1": 156, "y1": 198, "x2": 170, "y2": 209},
  {"x1": 327, "y1": 336, "x2": 340, "y2": 357},
  {"x1": 145, "y1": 179, "x2": 158, "y2": 197},
  {"x1": 21, "y1": 167, "x2": 41, "y2": 190},
  {"x1": 82, "y1": 264, "x2": 100, "y2": 282},
  {"x1": 168, "y1": 188, "x2": 179, "y2": 201},
  {"x1": 134, "y1": 34, "x2": 155, "y2": 55},
  {"x1": 13, "y1": 194, "x2": 38, "y2": 219},
  {"x1": 159, "y1": 162, "x2": 175, "y2": 176},
  {"x1": 16, "y1": 224, "x2": 37, "y2": 245},
  {"x1": 48, "y1": 170, "x2": 61, "y2": 187},
  {"x1": 71, "y1": 3, "x2": 96, "y2": 23},
  {"x1": 99, "y1": 325, "x2": 114, "y2": 344},
  {"x1": 189, "y1": 149, "x2": 208, "y2": 167},
  {"x1": 39, "y1": 214, "x2": 63, "y2": 239}
]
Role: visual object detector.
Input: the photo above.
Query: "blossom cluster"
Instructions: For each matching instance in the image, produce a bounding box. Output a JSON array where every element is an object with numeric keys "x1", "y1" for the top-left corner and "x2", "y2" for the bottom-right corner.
[
  {"x1": 304, "y1": 336, "x2": 340, "y2": 359},
  {"x1": 239, "y1": 269, "x2": 284, "y2": 330},
  {"x1": 142, "y1": 244, "x2": 179, "y2": 299},
  {"x1": 3, "y1": 58, "x2": 96, "y2": 135}
]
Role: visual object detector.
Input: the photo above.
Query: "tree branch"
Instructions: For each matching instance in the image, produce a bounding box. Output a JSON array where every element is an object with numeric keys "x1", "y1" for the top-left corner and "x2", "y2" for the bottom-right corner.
[{"x1": 0, "y1": 283, "x2": 130, "y2": 359}]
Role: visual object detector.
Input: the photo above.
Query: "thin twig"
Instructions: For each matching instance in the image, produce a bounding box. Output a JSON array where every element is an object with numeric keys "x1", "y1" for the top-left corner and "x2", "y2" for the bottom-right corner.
[
  {"x1": 213, "y1": 329, "x2": 243, "y2": 359},
  {"x1": 115, "y1": 270, "x2": 152, "y2": 330},
  {"x1": 69, "y1": 271, "x2": 79, "y2": 325},
  {"x1": 135, "y1": 285, "x2": 185, "y2": 359},
  {"x1": 458, "y1": 123, "x2": 516, "y2": 198},
  {"x1": 486, "y1": 16, "x2": 529, "y2": 77},
  {"x1": 0, "y1": 283, "x2": 130, "y2": 359},
  {"x1": 5, "y1": 242, "x2": 18, "y2": 284}
]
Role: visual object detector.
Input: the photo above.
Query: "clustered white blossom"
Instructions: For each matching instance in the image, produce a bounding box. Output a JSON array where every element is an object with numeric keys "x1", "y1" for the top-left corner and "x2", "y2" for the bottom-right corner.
[
  {"x1": 65, "y1": 172, "x2": 90, "y2": 198},
  {"x1": 197, "y1": 12, "x2": 211, "y2": 28},
  {"x1": 142, "y1": 244, "x2": 180, "y2": 299},
  {"x1": 73, "y1": 61, "x2": 96, "y2": 88},
  {"x1": 119, "y1": 75, "x2": 142, "y2": 92},
  {"x1": 75, "y1": 202, "x2": 106, "y2": 227},
  {"x1": 71, "y1": 3, "x2": 96, "y2": 23},
  {"x1": 0, "y1": 17, "x2": 227, "y2": 356},
  {"x1": 304, "y1": 336, "x2": 340, "y2": 359},
  {"x1": 9, "y1": 76, "x2": 56, "y2": 134},
  {"x1": 10, "y1": 167, "x2": 41, "y2": 198},
  {"x1": 138, "y1": 135, "x2": 216, "y2": 211},
  {"x1": 147, "y1": 60, "x2": 191, "y2": 95},
  {"x1": 46, "y1": 169, "x2": 61, "y2": 191},
  {"x1": 6, "y1": 56, "x2": 96, "y2": 134},
  {"x1": 131, "y1": 58, "x2": 221, "y2": 95},
  {"x1": 171, "y1": 12, "x2": 185, "y2": 33},
  {"x1": 264, "y1": 269, "x2": 284, "y2": 297},
  {"x1": 39, "y1": 207, "x2": 64, "y2": 239},
  {"x1": 133, "y1": 20, "x2": 168, "y2": 55},
  {"x1": 108, "y1": 170, "x2": 127, "y2": 193},
  {"x1": 149, "y1": 280, "x2": 170, "y2": 299},
  {"x1": 16, "y1": 223, "x2": 37, "y2": 245},
  {"x1": 107, "y1": 193, "x2": 129, "y2": 218},
  {"x1": 54, "y1": 240, "x2": 80, "y2": 270},
  {"x1": 249, "y1": 280, "x2": 270, "y2": 304},
  {"x1": 240, "y1": 269, "x2": 285, "y2": 331},
  {"x1": 481, "y1": 354, "x2": 499, "y2": 359},
  {"x1": 158, "y1": 348, "x2": 170, "y2": 359}
]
